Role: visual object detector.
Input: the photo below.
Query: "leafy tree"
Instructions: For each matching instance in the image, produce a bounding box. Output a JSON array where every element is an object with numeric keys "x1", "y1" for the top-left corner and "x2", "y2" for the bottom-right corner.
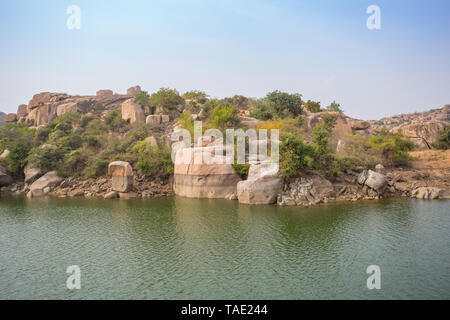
[
  {"x1": 177, "y1": 112, "x2": 195, "y2": 138},
  {"x1": 304, "y1": 100, "x2": 321, "y2": 113},
  {"x1": 266, "y1": 91, "x2": 303, "y2": 118},
  {"x1": 0, "y1": 123, "x2": 35, "y2": 176},
  {"x1": 150, "y1": 88, "x2": 185, "y2": 114},
  {"x1": 432, "y1": 126, "x2": 449, "y2": 150},
  {"x1": 209, "y1": 104, "x2": 240, "y2": 131},
  {"x1": 134, "y1": 91, "x2": 151, "y2": 110},
  {"x1": 279, "y1": 133, "x2": 315, "y2": 177},
  {"x1": 183, "y1": 91, "x2": 209, "y2": 104},
  {"x1": 326, "y1": 100, "x2": 343, "y2": 113},
  {"x1": 320, "y1": 113, "x2": 338, "y2": 133},
  {"x1": 369, "y1": 131, "x2": 415, "y2": 166},
  {"x1": 249, "y1": 99, "x2": 273, "y2": 120}
]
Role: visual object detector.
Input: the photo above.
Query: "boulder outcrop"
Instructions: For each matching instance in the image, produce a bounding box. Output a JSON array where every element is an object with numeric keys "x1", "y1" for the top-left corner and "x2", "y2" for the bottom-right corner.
[
  {"x1": 391, "y1": 121, "x2": 447, "y2": 149},
  {"x1": 173, "y1": 146, "x2": 241, "y2": 199},
  {"x1": 108, "y1": 161, "x2": 134, "y2": 193},
  {"x1": 411, "y1": 187, "x2": 449, "y2": 200},
  {"x1": 122, "y1": 99, "x2": 145, "y2": 124},
  {"x1": 358, "y1": 170, "x2": 388, "y2": 193},
  {"x1": 29, "y1": 171, "x2": 63, "y2": 197},
  {"x1": 0, "y1": 166, "x2": 13, "y2": 186},
  {"x1": 126, "y1": 86, "x2": 141, "y2": 96},
  {"x1": 5, "y1": 113, "x2": 17, "y2": 123},
  {"x1": 24, "y1": 163, "x2": 43, "y2": 183},
  {"x1": 237, "y1": 162, "x2": 282, "y2": 205}
]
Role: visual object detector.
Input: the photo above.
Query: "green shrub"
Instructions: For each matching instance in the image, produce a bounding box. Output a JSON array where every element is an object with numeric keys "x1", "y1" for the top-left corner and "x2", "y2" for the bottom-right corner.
[
  {"x1": 133, "y1": 141, "x2": 173, "y2": 177},
  {"x1": 304, "y1": 100, "x2": 321, "y2": 113},
  {"x1": 209, "y1": 104, "x2": 240, "y2": 131},
  {"x1": 250, "y1": 91, "x2": 303, "y2": 120},
  {"x1": 369, "y1": 131, "x2": 415, "y2": 166},
  {"x1": 232, "y1": 163, "x2": 250, "y2": 178},
  {"x1": 135, "y1": 91, "x2": 151, "y2": 111},
  {"x1": 104, "y1": 109, "x2": 128, "y2": 131},
  {"x1": 320, "y1": 113, "x2": 338, "y2": 132},
  {"x1": 279, "y1": 133, "x2": 315, "y2": 177},
  {"x1": 27, "y1": 145, "x2": 65, "y2": 172},
  {"x1": 432, "y1": 126, "x2": 450, "y2": 150},
  {"x1": 150, "y1": 88, "x2": 185, "y2": 114},
  {"x1": 183, "y1": 91, "x2": 208, "y2": 104},
  {"x1": 326, "y1": 100, "x2": 343, "y2": 113}
]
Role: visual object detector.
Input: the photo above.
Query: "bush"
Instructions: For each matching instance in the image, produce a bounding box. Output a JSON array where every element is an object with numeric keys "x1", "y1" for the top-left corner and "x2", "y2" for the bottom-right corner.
[
  {"x1": 134, "y1": 91, "x2": 151, "y2": 110},
  {"x1": 432, "y1": 126, "x2": 449, "y2": 150},
  {"x1": 104, "y1": 109, "x2": 128, "y2": 132},
  {"x1": 150, "y1": 88, "x2": 185, "y2": 114},
  {"x1": 177, "y1": 112, "x2": 195, "y2": 138},
  {"x1": 27, "y1": 145, "x2": 65, "y2": 172},
  {"x1": 250, "y1": 91, "x2": 303, "y2": 120},
  {"x1": 133, "y1": 141, "x2": 173, "y2": 177},
  {"x1": 279, "y1": 134, "x2": 315, "y2": 177},
  {"x1": 304, "y1": 100, "x2": 321, "y2": 113},
  {"x1": 183, "y1": 91, "x2": 208, "y2": 104},
  {"x1": 232, "y1": 163, "x2": 250, "y2": 179},
  {"x1": 209, "y1": 104, "x2": 240, "y2": 131},
  {"x1": 320, "y1": 113, "x2": 338, "y2": 132},
  {"x1": 369, "y1": 131, "x2": 415, "y2": 166},
  {"x1": 326, "y1": 101, "x2": 343, "y2": 113}
]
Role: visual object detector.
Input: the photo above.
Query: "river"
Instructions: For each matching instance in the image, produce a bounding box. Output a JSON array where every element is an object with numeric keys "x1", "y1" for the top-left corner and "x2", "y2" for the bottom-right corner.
[{"x1": 0, "y1": 196, "x2": 448, "y2": 299}]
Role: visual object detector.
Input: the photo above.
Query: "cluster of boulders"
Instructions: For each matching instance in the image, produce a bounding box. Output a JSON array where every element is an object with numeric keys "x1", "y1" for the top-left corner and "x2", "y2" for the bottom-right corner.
[{"x1": 3, "y1": 86, "x2": 149, "y2": 128}]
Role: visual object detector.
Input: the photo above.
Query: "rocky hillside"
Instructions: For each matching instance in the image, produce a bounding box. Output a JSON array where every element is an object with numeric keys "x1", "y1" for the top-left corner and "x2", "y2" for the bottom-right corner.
[{"x1": 369, "y1": 105, "x2": 450, "y2": 149}]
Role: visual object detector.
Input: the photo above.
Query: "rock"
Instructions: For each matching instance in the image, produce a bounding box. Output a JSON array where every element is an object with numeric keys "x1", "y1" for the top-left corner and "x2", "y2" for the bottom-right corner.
[
  {"x1": 96, "y1": 89, "x2": 114, "y2": 97},
  {"x1": 0, "y1": 167, "x2": 13, "y2": 187},
  {"x1": 56, "y1": 102, "x2": 80, "y2": 117},
  {"x1": 375, "y1": 164, "x2": 386, "y2": 175},
  {"x1": 0, "y1": 149, "x2": 9, "y2": 158},
  {"x1": 24, "y1": 163, "x2": 43, "y2": 183},
  {"x1": 68, "y1": 189, "x2": 84, "y2": 197},
  {"x1": 358, "y1": 170, "x2": 388, "y2": 193},
  {"x1": 161, "y1": 115, "x2": 170, "y2": 123},
  {"x1": 126, "y1": 86, "x2": 141, "y2": 96},
  {"x1": 29, "y1": 171, "x2": 63, "y2": 197},
  {"x1": 5, "y1": 113, "x2": 17, "y2": 122},
  {"x1": 336, "y1": 139, "x2": 346, "y2": 153},
  {"x1": 278, "y1": 195, "x2": 297, "y2": 206},
  {"x1": 237, "y1": 162, "x2": 282, "y2": 205},
  {"x1": 412, "y1": 187, "x2": 449, "y2": 200},
  {"x1": 17, "y1": 104, "x2": 28, "y2": 118},
  {"x1": 351, "y1": 120, "x2": 371, "y2": 131},
  {"x1": 391, "y1": 121, "x2": 448, "y2": 149},
  {"x1": 238, "y1": 175, "x2": 283, "y2": 205},
  {"x1": 173, "y1": 146, "x2": 241, "y2": 199},
  {"x1": 146, "y1": 115, "x2": 161, "y2": 125},
  {"x1": 104, "y1": 191, "x2": 119, "y2": 199},
  {"x1": 145, "y1": 136, "x2": 158, "y2": 147},
  {"x1": 121, "y1": 99, "x2": 145, "y2": 124},
  {"x1": 119, "y1": 192, "x2": 139, "y2": 199},
  {"x1": 108, "y1": 161, "x2": 133, "y2": 193}
]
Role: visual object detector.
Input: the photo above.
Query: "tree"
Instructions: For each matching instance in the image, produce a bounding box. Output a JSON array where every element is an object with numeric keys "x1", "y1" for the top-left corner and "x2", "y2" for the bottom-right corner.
[
  {"x1": 182, "y1": 91, "x2": 209, "y2": 104},
  {"x1": 266, "y1": 91, "x2": 303, "y2": 118},
  {"x1": 320, "y1": 113, "x2": 338, "y2": 133},
  {"x1": 150, "y1": 88, "x2": 185, "y2": 114},
  {"x1": 326, "y1": 100, "x2": 343, "y2": 113},
  {"x1": 134, "y1": 91, "x2": 151, "y2": 110},
  {"x1": 0, "y1": 123, "x2": 35, "y2": 176},
  {"x1": 304, "y1": 100, "x2": 321, "y2": 113},
  {"x1": 209, "y1": 104, "x2": 240, "y2": 131},
  {"x1": 432, "y1": 126, "x2": 449, "y2": 150}
]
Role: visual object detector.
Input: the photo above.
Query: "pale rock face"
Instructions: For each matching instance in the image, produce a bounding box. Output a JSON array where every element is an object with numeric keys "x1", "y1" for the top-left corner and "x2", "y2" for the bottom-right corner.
[
  {"x1": 108, "y1": 161, "x2": 134, "y2": 193},
  {"x1": 5, "y1": 113, "x2": 17, "y2": 123},
  {"x1": 126, "y1": 86, "x2": 141, "y2": 96},
  {"x1": 56, "y1": 102, "x2": 79, "y2": 117},
  {"x1": 237, "y1": 175, "x2": 283, "y2": 205},
  {"x1": 0, "y1": 149, "x2": 10, "y2": 158},
  {"x1": 145, "y1": 136, "x2": 158, "y2": 147},
  {"x1": 29, "y1": 171, "x2": 63, "y2": 197},
  {"x1": 336, "y1": 140, "x2": 347, "y2": 153},
  {"x1": 122, "y1": 99, "x2": 145, "y2": 125},
  {"x1": 375, "y1": 164, "x2": 386, "y2": 175},
  {"x1": 146, "y1": 115, "x2": 161, "y2": 125},
  {"x1": 96, "y1": 90, "x2": 114, "y2": 97},
  {"x1": 412, "y1": 187, "x2": 449, "y2": 200},
  {"x1": 24, "y1": 163, "x2": 43, "y2": 183},
  {"x1": 237, "y1": 162, "x2": 282, "y2": 205},
  {"x1": 173, "y1": 146, "x2": 241, "y2": 199},
  {"x1": 358, "y1": 170, "x2": 388, "y2": 193},
  {"x1": 0, "y1": 166, "x2": 13, "y2": 187},
  {"x1": 391, "y1": 121, "x2": 448, "y2": 149},
  {"x1": 161, "y1": 115, "x2": 170, "y2": 123},
  {"x1": 104, "y1": 191, "x2": 118, "y2": 199},
  {"x1": 17, "y1": 104, "x2": 28, "y2": 118}
]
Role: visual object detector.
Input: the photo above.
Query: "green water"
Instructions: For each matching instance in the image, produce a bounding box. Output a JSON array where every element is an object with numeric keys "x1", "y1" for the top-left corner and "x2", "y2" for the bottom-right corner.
[{"x1": 0, "y1": 196, "x2": 448, "y2": 300}]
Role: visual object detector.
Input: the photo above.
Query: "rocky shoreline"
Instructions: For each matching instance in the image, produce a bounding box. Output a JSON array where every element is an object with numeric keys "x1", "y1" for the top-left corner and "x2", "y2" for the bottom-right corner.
[{"x1": 1, "y1": 162, "x2": 448, "y2": 206}]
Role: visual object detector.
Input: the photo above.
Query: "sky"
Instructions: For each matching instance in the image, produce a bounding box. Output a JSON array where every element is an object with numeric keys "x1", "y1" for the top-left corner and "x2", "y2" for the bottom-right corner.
[{"x1": 0, "y1": 0, "x2": 449, "y2": 120}]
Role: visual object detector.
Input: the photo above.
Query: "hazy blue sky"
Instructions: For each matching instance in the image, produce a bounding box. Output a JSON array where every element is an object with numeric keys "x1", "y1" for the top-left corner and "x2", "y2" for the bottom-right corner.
[{"x1": 0, "y1": 0, "x2": 449, "y2": 119}]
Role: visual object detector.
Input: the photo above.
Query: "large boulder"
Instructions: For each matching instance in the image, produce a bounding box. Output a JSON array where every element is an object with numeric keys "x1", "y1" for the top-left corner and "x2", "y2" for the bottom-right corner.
[
  {"x1": 24, "y1": 163, "x2": 43, "y2": 183},
  {"x1": 146, "y1": 115, "x2": 162, "y2": 125},
  {"x1": 29, "y1": 171, "x2": 63, "y2": 197},
  {"x1": 358, "y1": 170, "x2": 388, "y2": 193},
  {"x1": 5, "y1": 113, "x2": 17, "y2": 123},
  {"x1": 237, "y1": 175, "x2": 282, "y2": 205},
  {"x1": 108, "y1": 161, "x2": 133, "y2": 193},
  {"x1": 17, "y1": 104, "x2": 28, "y2": 118},
  {"x1": 173, "y1": 146, "x2": 241, "y2": 199},
  {"x1": 126, "y1": 86, "x2": 141, "y2": 96},
  {"x1": 96, "y1": 89, "x2": 114, "y2": 97},
  {"x1": 237, "y1": 162, "x2": 282, "y2": 205},
  {"x1": 0, "y1": 166, "x2": 13, "y2": 187},
  {"x1": 412, "y1": 187, "x2": 449, "y2": 200},
  {"x1": 122, "y1": 99, "x2": 144, "y2": 124},
  {"x1": 391, "y1": 121, "x2": 448, "y2": 149},
  {"x1": 0, "y1": 149, "x2": 9, "y2": 159}
]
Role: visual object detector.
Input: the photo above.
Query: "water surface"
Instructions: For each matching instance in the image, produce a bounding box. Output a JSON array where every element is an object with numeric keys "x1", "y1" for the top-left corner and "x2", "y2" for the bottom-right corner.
[{"x1": 0, "y1": 196, "x2": 449, "y2": 299}]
